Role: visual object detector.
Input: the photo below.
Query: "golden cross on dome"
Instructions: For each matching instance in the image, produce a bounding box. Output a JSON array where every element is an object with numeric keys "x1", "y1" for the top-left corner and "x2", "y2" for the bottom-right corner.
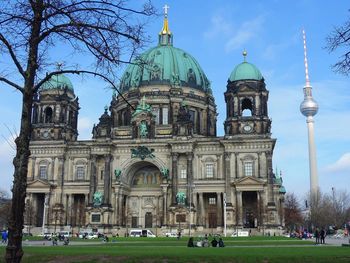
[{"x1": 163, "y1": 4, "x2": 169, "y2": 17}]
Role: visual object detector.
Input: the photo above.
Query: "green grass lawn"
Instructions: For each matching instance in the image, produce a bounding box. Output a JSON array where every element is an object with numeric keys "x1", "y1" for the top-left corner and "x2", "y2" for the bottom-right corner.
[{"x1": 1, "y1": 237, "x2": 349, "y2": 263}]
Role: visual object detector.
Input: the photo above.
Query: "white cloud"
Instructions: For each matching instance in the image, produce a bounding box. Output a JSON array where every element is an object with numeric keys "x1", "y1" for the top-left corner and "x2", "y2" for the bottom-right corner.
[
  {"x1": 78, "y1": 116, "x2": 93, "y2": 140},
  {"x1": 225, "y1": 16, "x2": 265, "y2": 52},
  {"x1": 324, "y1": 153, "x2": 350, "y2": 174},
  {"x1": 203, "y1": 14, "x2": 233, "y2": 39}
]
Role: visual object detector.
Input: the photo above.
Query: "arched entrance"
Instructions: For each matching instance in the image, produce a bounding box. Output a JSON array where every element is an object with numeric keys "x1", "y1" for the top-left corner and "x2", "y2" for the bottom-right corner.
[{"x1": 126, "y1": 162, "x2": 164, "y2": 229}]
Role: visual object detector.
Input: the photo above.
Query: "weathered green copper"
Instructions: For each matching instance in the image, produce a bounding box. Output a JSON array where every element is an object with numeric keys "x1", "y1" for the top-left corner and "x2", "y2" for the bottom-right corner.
[
  {"x1": 119, "y1": 45, "x2": 211, "y2": 92},
  {"x1": 229, "y1": 61, "x2": 263, "y2": 82},
  {"x1": 160, "y1": 167, "x2": 169, "y2": 179},
  {"x1": 139, "y1": 121, "x2": 148, "y2": 138},
  {"x1": 93, "y1": 191, "x2": 103, "y2": 207},
  {"x1": 114, "y1": 169, "x2": 122, "y2": 181},
  {"x1": 132, "y1": 96, "x2": 153, "y2": 118},
  {"x1": 131, "y1": 146, "x2": 155, "y2": 160},
  {"x1": 41, "y1": 74, "x2": 74, "y2": 91},
  {"x1": 176, "y1": 192, "x2": 186, "y2": 205}
]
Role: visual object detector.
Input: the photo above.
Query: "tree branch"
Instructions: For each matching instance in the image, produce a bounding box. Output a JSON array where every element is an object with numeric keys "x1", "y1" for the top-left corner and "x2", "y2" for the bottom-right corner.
[
  {"x1": 0, "y1": 77, "x2": 23, "y2": 92},
  {"x1": 0, "y1": 33, "x2": 25, "y2": 77}
]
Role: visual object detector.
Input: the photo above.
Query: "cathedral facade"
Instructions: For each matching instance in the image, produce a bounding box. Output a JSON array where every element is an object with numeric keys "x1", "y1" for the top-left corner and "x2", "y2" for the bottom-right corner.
[{"x1": 25, "y1": 13, "x2": 285, "y2": 236}]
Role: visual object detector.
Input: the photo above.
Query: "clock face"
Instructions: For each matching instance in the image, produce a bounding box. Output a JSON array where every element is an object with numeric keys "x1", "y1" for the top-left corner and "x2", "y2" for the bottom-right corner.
[{"x1": 243, "y1": 125, "x2": 252, "y2": 132}]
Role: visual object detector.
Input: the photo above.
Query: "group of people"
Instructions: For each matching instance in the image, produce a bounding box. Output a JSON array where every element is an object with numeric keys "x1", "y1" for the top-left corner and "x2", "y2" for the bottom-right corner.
[
  {"x1": 187, "y1": 235, "x2": 225, "y2": 248},
  {"x1": 314, "y1": 228, "x2": 326, "y2": 244}
]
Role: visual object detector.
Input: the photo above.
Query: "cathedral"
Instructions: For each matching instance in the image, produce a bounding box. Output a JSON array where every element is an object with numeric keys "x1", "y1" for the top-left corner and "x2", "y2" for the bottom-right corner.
[{"x1": 25, "y1": 10, "x2": 286, "y2": 236}]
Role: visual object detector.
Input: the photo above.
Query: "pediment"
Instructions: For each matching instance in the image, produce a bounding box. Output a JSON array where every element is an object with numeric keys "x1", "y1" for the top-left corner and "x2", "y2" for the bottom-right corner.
[
  {"x1": 232, "y1": 176, "x2": 265, "y2": 189},
  {"x1": 27, "y1": 179, "x2": 53, "y2": 188}
]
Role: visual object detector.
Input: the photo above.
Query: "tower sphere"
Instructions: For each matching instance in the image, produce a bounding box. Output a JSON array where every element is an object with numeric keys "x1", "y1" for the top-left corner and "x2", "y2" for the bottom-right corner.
[{"x1": 300, "y1": 96, "x2": 318, "y2": 117}]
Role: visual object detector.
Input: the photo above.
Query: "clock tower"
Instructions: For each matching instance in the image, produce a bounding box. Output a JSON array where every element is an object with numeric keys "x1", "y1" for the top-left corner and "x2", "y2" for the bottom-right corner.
[
  {"x1": 31, "y1": 73, "x2": 79, "y2": 141},
  {"x1": 224, "y1": 51, "x2": 271, "y2": 137}
]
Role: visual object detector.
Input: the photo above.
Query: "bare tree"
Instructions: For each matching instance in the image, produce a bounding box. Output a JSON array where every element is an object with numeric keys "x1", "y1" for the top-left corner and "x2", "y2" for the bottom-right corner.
[
  {"x1": 326, "y1": 10, "x2": 350, "y2": 74},
  {"x1": 307, "y1": 189, "x2": 350, "y2": 230},
  {"x1": 0, "y1": 189, "x2": 11, "y2": 230},
  {"x1": 0, "y1": 1, "x2": 156, "y2": 262},
  {"x1": 284, "y1": 193, "x2": 303, "y2": 232}
]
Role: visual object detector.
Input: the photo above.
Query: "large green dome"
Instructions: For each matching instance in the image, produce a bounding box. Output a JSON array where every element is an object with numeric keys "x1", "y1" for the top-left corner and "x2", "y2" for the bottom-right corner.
[
  {"x1": 41, "y1": 74, "x2": 74, "y2": 91},
  {"x1": 119, "y1": 45, "x2": 211, "y2": 93},
  {"x1": 229, "y1": 61, "x2": 263, "y2": 82},
  {"x1": 119, "y1": 15, "x2": 210, "y2": 93}
]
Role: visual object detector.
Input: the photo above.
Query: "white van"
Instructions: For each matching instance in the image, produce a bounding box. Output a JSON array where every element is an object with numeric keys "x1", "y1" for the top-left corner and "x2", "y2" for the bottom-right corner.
[
  {"x1": 59, "y1": 231, "x2": 72, "y2": 238},
  {"x1": 129, "y1": 229, "x2": 156, "y2": 237}
]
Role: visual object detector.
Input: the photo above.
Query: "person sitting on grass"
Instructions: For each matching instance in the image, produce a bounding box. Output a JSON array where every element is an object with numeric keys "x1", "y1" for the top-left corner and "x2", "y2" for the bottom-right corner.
[
  {"x1": 187, "y1": 237, "x2": 194, "y2": 247},
  {"x1": 218, "y1": 238, "x2": 225, "y2": 247},
  {"x1": 211, "y1": 238, "x2": 218, "y2": 247}
]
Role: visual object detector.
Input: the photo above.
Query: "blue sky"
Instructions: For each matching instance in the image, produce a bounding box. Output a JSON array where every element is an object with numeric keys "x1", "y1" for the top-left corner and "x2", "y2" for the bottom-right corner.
[{"x1": 1, "y1": 0, "x2": 349, "y2": 200}]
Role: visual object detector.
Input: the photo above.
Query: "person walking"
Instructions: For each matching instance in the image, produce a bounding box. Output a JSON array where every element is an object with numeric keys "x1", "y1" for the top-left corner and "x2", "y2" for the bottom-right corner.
[
  {"x1": 314, "y1": 228, "x2": 320, "y2": 244},
  {"x1": 320, "y1": 228, "x2": 326, "y2": 244},
  {"x1": 1, "y1": 230, "x2": 8, "y2": 244}
]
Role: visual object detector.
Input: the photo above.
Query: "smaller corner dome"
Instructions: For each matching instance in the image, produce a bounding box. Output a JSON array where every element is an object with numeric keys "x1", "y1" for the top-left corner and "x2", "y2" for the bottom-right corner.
[
  {"x1": 229, "y1": 62, "x2": 263, "y2": 82},
  {"x1": 41, "y1": 74, "x2": 74, "y2": 91}
]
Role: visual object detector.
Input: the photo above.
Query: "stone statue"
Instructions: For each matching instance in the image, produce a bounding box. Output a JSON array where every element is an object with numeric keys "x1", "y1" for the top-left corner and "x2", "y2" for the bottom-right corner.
[
  {"x1": 139, "y1": 121, "x2": 148, "y2": 138},
  {"x1": 93, "y1": 191, "x2": 103, "y2": 207},
  {"x1": 176, "y1": 192, "x2": 186, "y2": 205},
  {"x1": 114, "y1": 169, "x2": 121, "y2": 181},
  {"x1": 160, "y1": 167, "x2": 169, "y2": 179}
]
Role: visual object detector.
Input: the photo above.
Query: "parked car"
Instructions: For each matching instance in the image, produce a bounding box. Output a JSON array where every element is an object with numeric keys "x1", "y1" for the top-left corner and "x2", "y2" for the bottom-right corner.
[
  {"x1": 59, "y1": 231, "x2": 72, "y2": 238},
  {"x1": 164, "y1": 232, "x2": 177, "y2": 237},
  {"x1": 87, "y1": 232, "x2": 98, "y2": 239},
  {"x1": 129, "y1": 229, "x2": 156, "y2": 237}
]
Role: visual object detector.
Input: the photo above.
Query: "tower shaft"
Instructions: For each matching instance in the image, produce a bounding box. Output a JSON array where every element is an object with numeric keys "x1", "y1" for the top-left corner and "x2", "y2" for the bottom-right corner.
[{"x1": 306, "y1": 116, "x2": 318, "y2": 197}]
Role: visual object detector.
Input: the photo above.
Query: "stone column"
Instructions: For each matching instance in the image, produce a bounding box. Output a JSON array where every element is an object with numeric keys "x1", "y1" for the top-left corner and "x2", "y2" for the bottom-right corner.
[
  {"x1": 138, "y1": 196, "x2": 142, "y2": 228},
  {"x1": 89, "y1": 155, "x2": 97, "y2": 204},
  {"x1": 266, "y1": 152, "x2": 275, "y2": 205},
  {"x1": 104, "y1": 154, "x2": 112, "y2": 205},
  {"x1": 224, "y1": 153, "x2": 232, "y2": 206},
  {"x1": 237, "y1": 191, "x2": 243, "y2": 226},
  {"x1": 171, "y1": 153, "x2": 178, "y2": 204},
  {"x1": 186, "y1": 153, "x2": 193, "y2": 203},
  {"x1": 117, "y1": 193, "x2": 123, "y2": 225},
  {"x1": 66, "y1": 194, "x2": 73, "y2": 226},
  {"x1": 58, "y1": 156, "x2": 65, "y2": 204},
  {"x1": 199, "y1": 193, "x2": 204, "y2": 226},
  {"x1": 162, "y1": 186, "x2": 168, "y2": 225},
  {"x1": 257, "y1": 191, "x2": 261, "y2": 226},
  {"x1": 234, "y1": 153, "x2": 238, "y2": 179},
  {"x1": 193, "y1": 192, "x2": 198, "y2": 226},
  {"x1": 217, "y1": 192, "x2": 222, "y2": 226}
]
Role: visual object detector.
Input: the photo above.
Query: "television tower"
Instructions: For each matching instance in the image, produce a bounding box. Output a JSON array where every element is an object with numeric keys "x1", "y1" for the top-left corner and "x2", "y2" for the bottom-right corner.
[{"x1": 300, "y1": 30, "x2": 319, "y2": 198}]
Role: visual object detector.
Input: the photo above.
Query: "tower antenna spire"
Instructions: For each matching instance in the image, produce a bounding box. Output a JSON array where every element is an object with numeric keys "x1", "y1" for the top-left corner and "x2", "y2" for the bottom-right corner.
[{"x1": 302, "y1": 29, "x2": 311, "y2": 88}]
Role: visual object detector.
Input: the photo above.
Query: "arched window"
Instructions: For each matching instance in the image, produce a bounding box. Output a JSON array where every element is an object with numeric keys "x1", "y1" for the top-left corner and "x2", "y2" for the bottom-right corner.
[
  {"x1": 44, "y1": 107, "x2": 53, "y2": 123},
  {"x1": 32, "y1": 105, "x2": 38, "y2": 124},
  {"x1": 241, "y1": 98, "x2": 253, "y2": 117}
]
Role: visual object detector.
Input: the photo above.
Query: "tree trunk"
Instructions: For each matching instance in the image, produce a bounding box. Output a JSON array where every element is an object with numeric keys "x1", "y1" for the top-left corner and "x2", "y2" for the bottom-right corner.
[{"x1": 5, "y1": 90, "x2": 33, "y2": 263}]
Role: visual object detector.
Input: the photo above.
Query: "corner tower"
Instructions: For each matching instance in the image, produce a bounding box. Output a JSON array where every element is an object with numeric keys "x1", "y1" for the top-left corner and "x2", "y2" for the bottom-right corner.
[
  {"x1": 31, "y1": 73, "x2": 79, "y2": 141},
  {"x1": 224, "y1": 51, "x2": 271, "y2": 137}
]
